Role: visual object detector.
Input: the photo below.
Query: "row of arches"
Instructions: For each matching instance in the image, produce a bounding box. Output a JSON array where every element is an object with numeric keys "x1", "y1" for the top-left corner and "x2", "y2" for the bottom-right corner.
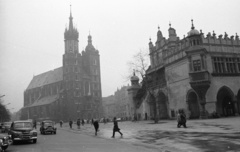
[{"x1": 155, "y1": 86, "x2": 240, "y2": 119}]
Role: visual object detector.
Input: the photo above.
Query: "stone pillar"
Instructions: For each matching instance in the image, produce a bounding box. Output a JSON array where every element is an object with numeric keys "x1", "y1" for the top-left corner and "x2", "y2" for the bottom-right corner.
[{"x1": 233, "y1": 97, "x2": 239, "y2": 116}]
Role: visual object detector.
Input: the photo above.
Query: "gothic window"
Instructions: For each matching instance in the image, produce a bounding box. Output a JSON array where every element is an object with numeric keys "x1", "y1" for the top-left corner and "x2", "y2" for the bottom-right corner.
[{"x1": 193, "y1": 60, "x2": 201, "y2": 71}]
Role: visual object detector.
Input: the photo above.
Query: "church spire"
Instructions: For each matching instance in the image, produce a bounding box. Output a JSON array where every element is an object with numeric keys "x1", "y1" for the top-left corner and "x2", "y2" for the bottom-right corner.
[{"x1": 69, "y1": 5, "x2": 73, "y2": 30}]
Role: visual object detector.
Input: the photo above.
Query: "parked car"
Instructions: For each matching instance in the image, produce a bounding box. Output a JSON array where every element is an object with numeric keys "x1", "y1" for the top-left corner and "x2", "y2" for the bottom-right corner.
[
  {"x1": 8, "y1": 120, "x2": 37, "y2": 144},
  {"x1": 0, "y1": 133, "x2": 11, "y2": 151},
  {"x1": 1, "y1": 122, "x2": 12, "y2": 133},
  {"x1": 40, "y1": 120, "x2": 56, "y2": 135}
]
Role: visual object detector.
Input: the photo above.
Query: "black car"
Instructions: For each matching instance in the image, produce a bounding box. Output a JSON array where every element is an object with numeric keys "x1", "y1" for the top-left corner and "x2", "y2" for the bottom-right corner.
[
  {"x1": 40, "y1": 120, "x2": 57, "y2": 134},
  {"x1": 0, "y1": 133, "x2": 11, "y2": 151},
  {"x1": 8, "y1": 120, "x2": 37, "y2": 144}
]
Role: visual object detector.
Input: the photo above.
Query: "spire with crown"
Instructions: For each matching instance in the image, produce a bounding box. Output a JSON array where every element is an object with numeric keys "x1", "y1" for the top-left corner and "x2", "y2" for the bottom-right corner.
[{"x1": 64, "y1": 5, "x2": 79, "y2": 40}]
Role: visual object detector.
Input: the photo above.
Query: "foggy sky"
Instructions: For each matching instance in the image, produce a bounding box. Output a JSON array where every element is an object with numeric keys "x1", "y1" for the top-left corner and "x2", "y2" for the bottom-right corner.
[{"x1": 0, "y1": 0, "x2": 239, "y2": 112}]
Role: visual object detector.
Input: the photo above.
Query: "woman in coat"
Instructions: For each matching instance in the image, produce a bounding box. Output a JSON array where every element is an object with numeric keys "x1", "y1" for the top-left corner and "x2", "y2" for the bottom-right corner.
[
  {"x1": 93, "y1": 119, "x2": 99, "y2": 136},
  {"x1": 177, "y1": 109, "x2": 187, "y2": 128},
  {"x1": 111, "y1": 117, "x2": 123, "y2": 138}
]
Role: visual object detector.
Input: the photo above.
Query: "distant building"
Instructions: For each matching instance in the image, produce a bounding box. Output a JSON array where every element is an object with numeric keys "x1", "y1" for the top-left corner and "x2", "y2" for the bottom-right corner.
[
  {"x1": 103, "y1": 85, "x2": 133, "y2": 120},
  {"x1": 102, "y1": 95, "x2": 115, "y2": 119},
  {"x1": 131, "y1": 20, "x2": 240, "y2": 120},
  {"x1": 21, "y1": 9, "x2": 103, "y2": 121}
]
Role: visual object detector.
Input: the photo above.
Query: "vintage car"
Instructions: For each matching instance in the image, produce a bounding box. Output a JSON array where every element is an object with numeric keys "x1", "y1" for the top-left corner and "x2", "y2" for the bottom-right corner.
[
  {"x1": 40, "y1": 120, "x2": 57, "y2": 134},
  {"x1": 1, "y1": 122, "x2": 12, "y2": 133},
  {"x1": 8, "y1": 120, "x2": 37, "y2": 144},
  {"x1": 0, "y1": 133, "x2": 11, "y2": 151}
]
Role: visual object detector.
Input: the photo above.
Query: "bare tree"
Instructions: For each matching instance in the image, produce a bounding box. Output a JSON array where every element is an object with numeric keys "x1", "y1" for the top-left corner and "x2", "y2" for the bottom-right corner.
[
  {"x1": 127, "y1": 49, "x2": 159, "y2": 123},
  {"x1": 0, "y1": 99, "x2": 11, "y2": 122}
]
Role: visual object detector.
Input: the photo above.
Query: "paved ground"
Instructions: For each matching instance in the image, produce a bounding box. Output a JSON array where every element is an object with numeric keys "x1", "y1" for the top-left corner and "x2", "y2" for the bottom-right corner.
[{"x1": 59, "y1": 116, "x2": 240, "y2": 152}]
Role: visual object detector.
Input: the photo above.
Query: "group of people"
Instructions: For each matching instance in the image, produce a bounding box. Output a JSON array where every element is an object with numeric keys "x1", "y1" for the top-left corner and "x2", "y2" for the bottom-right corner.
[
  {"x1": 60, "y1": 112, "x2": 186, "y2": 139},
  {"x1": 63, "y1": 117, "x2": 123, "y2": 138},
  {"x1": 92, "y1": 117, "x2": 123, "y2": 137}
]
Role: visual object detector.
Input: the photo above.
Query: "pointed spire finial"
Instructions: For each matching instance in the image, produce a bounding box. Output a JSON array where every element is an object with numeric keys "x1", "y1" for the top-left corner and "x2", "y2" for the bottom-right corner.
[
  {"x1": 133, "y1": 69, "x2": 136, "y2": 76},
  {"x1": 70, "y1": 5, "x2": 72, "y2": 18},
  {"x1": 169, "y1": 22, "x2": 171, "y2": 28},
  {"x1": 191, "y1": 19, "x2": 195, "y2": 29},
  {"x1": 158, "y1": 26, "x2": 160, "y2": 30}
]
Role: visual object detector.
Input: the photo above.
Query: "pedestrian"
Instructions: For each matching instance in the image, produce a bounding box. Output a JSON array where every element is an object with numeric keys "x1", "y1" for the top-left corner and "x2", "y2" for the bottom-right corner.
[
  {"x1": 77, "y1": 119, "x2": 81, "y2": 129},
  {"x1": 33, "y1": 120, "x2": 37, "y2": 129},
  {"x1": 111, "y1": 117, "x2": 123, "y2": 138},
  {"x1": 177, "y1": 109, "x2": 187, "y2": 128},
  {"x1": 91, "y1": 118, "x2": 94, "y2": 126},
  {"x1": 60, "y1": 120, "x2": 63, "y2": 127},
  {"x1": 82, "y1": 119, "x2": 85, "y2": 126},
  {"x1": 69, "y1": 119, "x2": 73, "y2": 129},
  {"x1": 93, "y1": 119, "x2": 99, "y2": 136}
]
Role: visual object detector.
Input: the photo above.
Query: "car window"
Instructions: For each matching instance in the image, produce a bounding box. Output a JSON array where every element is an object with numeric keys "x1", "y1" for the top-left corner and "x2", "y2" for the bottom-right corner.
[
  {"x1": 44, "y1": 122, "x2": 54, "y2": 126},
  {"x1": 14, "y1": 122, "x2": 32, "y2": 128}
]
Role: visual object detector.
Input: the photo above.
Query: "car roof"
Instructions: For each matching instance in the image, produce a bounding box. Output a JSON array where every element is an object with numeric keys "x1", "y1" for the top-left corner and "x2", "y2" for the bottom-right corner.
[
  {"x1": 42, "y1": 120, "x2": 53, "y2": 122},
  {"x1": 13, "y1": 120, "x2": 32, "y2": 123}
]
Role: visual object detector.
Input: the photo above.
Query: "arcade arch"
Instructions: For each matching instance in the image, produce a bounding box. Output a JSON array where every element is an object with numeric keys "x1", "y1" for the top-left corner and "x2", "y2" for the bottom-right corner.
[
  {"x1": 216, "y1": 86, "x2": 235, "y2": 117},
  {"x1": 187, "y1": 90, "x2": 200, "y2": 119},
  {"x1": 157, "y1": 92, "x2": 168, "y2": 119}
]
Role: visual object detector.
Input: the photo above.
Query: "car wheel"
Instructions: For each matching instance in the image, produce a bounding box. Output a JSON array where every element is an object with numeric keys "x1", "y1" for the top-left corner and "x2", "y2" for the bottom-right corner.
[
  {"x1": 33, "y1": 139, "x2": 37, "y2": 143},
  {"x1": 54, "y1": 131, "x2": 56, "y2": 134},
  {"x1": 12, "y1": 140, "x2": 16, "y2": 145},
  {"x1": 1, "y1": 145, "x2": 8, "y2": 150}
]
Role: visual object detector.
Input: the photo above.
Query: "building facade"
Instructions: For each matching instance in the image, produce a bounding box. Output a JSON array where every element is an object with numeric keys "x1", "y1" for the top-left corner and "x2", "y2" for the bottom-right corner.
[
  {"x1": 102, "y1": 85, "x2": 134, "y2": 120},
  {"x1": 148, "y1": 21, "x2": 240, "y2": 119},
  {"x1": 21, "y1": 10, "x2": 103, "y2": 121},
  {"x1": 130, "y1": 20, "x2": 240, "y2": 120}
]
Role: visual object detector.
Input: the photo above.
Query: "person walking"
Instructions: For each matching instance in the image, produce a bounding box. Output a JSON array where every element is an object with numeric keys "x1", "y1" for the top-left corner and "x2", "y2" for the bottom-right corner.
[
  {"x1": 91, "y1": 118, "x2": 94, "y2": 126},
  {"x1": 77, "y1": 119, "x2": 81, "y2": 129},
  {"x1": 177, "y1": 109, "x2": 187, "y2": 128},
  {"x1": 33, "y1": 120, "x2": 37, "y2": 129},
  {"x1": 82, "y1": 119, "x2": 85, "y2": 126},
  {"x1": 69, "y1": 119, "x2": 73, "y2": 129},
  {"x1": 60, "y1": 120, "x2": 63, "y2": 128},
  {"x1": 93, "y1": 119, "x2": 99, "y2": 136},
  {"x1": 111, "y1": 117, "x2": 123, "y2": 138}
]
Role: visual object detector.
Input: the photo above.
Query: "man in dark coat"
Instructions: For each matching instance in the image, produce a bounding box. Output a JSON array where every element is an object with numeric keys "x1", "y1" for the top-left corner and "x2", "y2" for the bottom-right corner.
[
  {"x1": 60, "y1": 120, "x2": 63, "y2": 127},
  {"x1": 77, "y1": 119, "x2": 81, "y2": 129},
  {"x1": 69, "y1": 119, "x2": 73, "y2": 129},
  {"x1": 177, "y1": 109, "x2": 187, "y2": 128},
  {"x1": 111, "y1": 117, "x2": 123, "y2": 138},
  {"x1": 93, "y1": 119, "x2": 99, "y2": 136}
]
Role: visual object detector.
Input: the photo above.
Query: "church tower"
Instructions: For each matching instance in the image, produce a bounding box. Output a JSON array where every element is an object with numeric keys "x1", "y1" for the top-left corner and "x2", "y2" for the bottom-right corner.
[
  {"x1": 82, "y1": 34, "x2": 103, "y2": 118},
  {"x1": 62, "y1": 7, "x2": 82, "y2": 119}
]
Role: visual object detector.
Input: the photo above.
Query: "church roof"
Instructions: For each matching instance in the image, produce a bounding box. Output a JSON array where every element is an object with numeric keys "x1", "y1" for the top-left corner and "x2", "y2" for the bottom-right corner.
[
  {"x1": 25, "y1": 94, "x2": 58, "y2": 108},
  {"x1": 26, "y1": 67, "x2": 63, "y2": 90}
]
